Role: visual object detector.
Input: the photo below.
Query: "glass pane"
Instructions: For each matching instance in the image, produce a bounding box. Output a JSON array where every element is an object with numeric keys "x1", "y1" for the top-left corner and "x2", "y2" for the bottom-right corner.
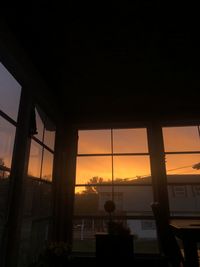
[
  {"x1": 72, "y1": 218, "x2": 158, "y2": 254},
  {"x1": 44, "y1": 127, "x2": 55, "y2": 150},
  {"x1": 0, "y1": 63, "x2": 21, "y2": 121},
  {"x1": 72, "y1": 218, "x2": 98, "y2": 253},
  {"x1": 113, "y1": 156, "x2": 151, "y2": 181},
  {"x1": 98, "y1": 185, "x2": 153, "y2": 214},
  {"x1": 129, "y1": 219, "x2": 158, "y2": 254},
  {"x1": 19, "y1": 178, "x2": 52, "y2": 267},
  {"x1": 76, "y1": 156, "x2": 112, "y2": 184},
  {"x1": 167, "y1": 182, "x2": 200, "y2": 217},
  {"x1": 0, "y1": 116, "x2": 16, "y2": 169},
  {"x1": 41, "y1": 149, "x2": 54, "y2": 181},
  {"x1": 0, "y1": 171, "x2": 10, "y2": 248},
  {"x1": 166, "y1": 155, "x2": 200, "y2": 217},
  {"x1": 35, "y1": 108, "x2": 44, "y2": 142},
  {"x1": 113, "y1": 128, "x2": 148, "y2": 153},
  {"x1": 75, "y1": 184, "x2": 153, "y2": 216},
  {"x1": 163, "y1": 126, "x2": 200, "y2": 152},
  {"x1": 28, "y1": 140, "x2": 42, "y2": 178},
  {"x1": 78, "y1": 130, "x2": 111, "y2": 154},
  {"x1": 74, "y1": 186, "x2": 99, "y2": 215},
  {"x1": 165, "y1": 154, "x2": 200, "y2": 175}
]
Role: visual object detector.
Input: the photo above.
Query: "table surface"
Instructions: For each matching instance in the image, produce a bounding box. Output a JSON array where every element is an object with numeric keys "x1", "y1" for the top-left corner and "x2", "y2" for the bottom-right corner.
[
  {"x1": 170, "y1": 219, "x2": 200, "y2": 228},
  {"x1": 170, "y1": 219, "x2": 200, "y2": 236},
  {"x1": 169, "y1": 219, "x2": 200, "y2": 267}
]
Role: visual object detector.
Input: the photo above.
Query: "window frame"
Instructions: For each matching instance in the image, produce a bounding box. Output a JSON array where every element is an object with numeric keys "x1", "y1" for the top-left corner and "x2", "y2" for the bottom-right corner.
[
  {"x1": 75, "y1": 127, "x2": 153, "y2": 220},
  {"x1": 28, "y1": 106, "x2": 55, "y2": 182}
]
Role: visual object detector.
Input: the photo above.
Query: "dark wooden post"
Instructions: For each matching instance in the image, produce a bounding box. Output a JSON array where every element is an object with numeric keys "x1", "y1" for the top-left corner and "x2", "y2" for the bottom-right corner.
[
  {"x1": 52, "y1": 124, "x2": 78, "y2": 246},
  {"x1": 147, "y1": 123, "x2": 170, "y2": 218},
  {"x1": 4, "y1": 88, "x2": 32, "y2": 267}
]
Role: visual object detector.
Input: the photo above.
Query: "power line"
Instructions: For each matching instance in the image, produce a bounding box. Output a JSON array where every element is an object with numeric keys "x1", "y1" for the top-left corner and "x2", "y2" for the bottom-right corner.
[
  {"x1": 167, "y1": 165, "x2": 194, "y2": 172},
  {"x1": 127, "y1": 162, "x2": 200, "y2": 180}
]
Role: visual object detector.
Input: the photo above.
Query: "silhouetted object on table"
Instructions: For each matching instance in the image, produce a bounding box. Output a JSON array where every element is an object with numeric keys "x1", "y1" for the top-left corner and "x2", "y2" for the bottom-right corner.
[
  {"x1": 96, "y1": 200, "x2": 133, "y2": 263},
  {"x1": 104, "y1": 200, "x2": 115, "y2": 215},
  {"x1": 151, "y1": 202, "x2": 185, "y2": 267}
]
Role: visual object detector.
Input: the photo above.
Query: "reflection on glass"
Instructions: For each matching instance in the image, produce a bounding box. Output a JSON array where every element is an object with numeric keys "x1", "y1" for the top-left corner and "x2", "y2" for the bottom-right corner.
[
  {"x1": 113, "y1": 128, "x2": 148, "y2": 153},
  {"x1": 0, "y1": 63, "x2": 21, "y2": 121},
  {"x1": 78, "y1": 130, "x2": 111, "y2": 154},
  {"x1": 76, "y1": 156, "x2": 112, "y2": 184},
  {"x1": 163, "y1": 126, "x2": 200, "y2": 152},
  {"x1": 0, "y1": 170, "x2": 9, "y2": 179},
  {"x1": 41, "y1": 149, "x2": 53, "y2": 181},
  {"x1": 0, "y1": 116, "x2": 16, "y2": 168},
  {"x1": 28, "y1": 140, "x2": 42, "y2": 178},
  {"x1": 35, "y1": 108, "x2": 44, "y2": 141},
  {"x1": 74, "y1": 186, "x2": 125, "y2": 215},
  {"x1": 98, "y1": 185, "x2": 153, "y2": 213},
  {"x1": 165, "y1": 154, "x2": 200, "y2": 175},
  {"x1": 19, "y1": 177, "x2": 52, "y2": 267},
  {"x1": 168, "y1": 183, "x2": 200, "y2": 217},
  {"x1": 44, "y1": 128, "x2": 55, "y2": 150},
  {"x1": 75, "y1": 183, "x2": 153, "y2": 215},
  {"x1": 74, "y1": 186, "x2": 99, "y2": 215},
  {"x1": 113, "y1": 156, "x2": 151, "y2": 181},
  {"x1": 72, "y1": 218, "x2": 158, "y2": 254}
]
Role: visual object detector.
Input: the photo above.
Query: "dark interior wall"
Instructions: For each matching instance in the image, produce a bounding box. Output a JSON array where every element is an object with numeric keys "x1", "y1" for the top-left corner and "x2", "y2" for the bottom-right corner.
[
  {"x1": 1, "y1": 3, "x2": 200, "y2": 125},
  {"x1": 0, "y1": 18, "x2": 60, "y2": 124}
]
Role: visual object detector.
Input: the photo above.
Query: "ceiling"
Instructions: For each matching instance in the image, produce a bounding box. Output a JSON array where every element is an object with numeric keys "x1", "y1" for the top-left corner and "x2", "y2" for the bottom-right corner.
[{"x1": 2, "y1": 3, "x2": 200, "y2": 124}]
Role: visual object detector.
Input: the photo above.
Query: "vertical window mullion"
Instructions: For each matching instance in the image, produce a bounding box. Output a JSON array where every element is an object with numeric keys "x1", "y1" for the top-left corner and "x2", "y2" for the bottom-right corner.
[
  {"x1": 39, "y1": 121, "x2": 46, "y2": 179},
  {"x1": 111, "y1": 128, "x2": 114, "y2": 201}
]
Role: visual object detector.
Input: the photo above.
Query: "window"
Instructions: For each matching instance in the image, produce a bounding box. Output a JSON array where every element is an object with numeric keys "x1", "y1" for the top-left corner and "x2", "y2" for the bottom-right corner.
[
  {"x1": 19, "y1": 105, "x2": 56, "y2": 267},
  {"x1": 73, "y1": 128, "x2": 157, "y2": 254},
  {"x1": 28, "y1": 106, "x2": 55, "y2": 181},
  {"x1": 163, "y1": 125, "x2": 200, "y2": 217},
  {"x1": 0, "y1": 116, "x2": 16, "y2": 169},
  {"x1": 0, "y1": 62, "x2": 21, "y2": 121},
  {"x1": 0, "y1": 62, "x2": 21, "y2": 250}
]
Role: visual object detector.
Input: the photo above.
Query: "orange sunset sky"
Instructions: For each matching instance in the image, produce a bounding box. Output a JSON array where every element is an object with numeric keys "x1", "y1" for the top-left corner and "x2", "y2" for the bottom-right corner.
[{"x1": 76, "y1": 127, "x2": 200, "y2": 185}]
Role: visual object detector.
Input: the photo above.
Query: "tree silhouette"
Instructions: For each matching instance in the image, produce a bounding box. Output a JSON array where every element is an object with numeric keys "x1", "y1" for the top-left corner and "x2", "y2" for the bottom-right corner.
[
  {"x1": 0, "y1": 158, "x2": 5, "y2": 167},
  {"x1": 83, "y1": 176, "x2": 104, "y2": 194}
]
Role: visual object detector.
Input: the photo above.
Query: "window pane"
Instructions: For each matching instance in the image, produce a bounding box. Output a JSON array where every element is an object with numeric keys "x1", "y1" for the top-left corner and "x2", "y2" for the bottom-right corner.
[
  {"x1": 44, "y1": 127, "x2": 55, "y2": 150},
  {"x1": 74, "y1": 186, "x2": 99, "y2": 215},
  {"x1": 113, "y1": 128, "x2": 148, "y2": 153},
  {"x1": 35, "y1": 108, "x2": 44, "y2": 141},
  {"x1": 41, "y1": 149, "x2": 53, "y2": 181},
  {"x1": 113, "y1": 156, "x2": 151, "y2": 181},
  {"x1": 163, "y1": 126, "x2": 200, "y2": 152},
  {"x1": 35, "y1": 106, "x2": 56, "y2": 149},
  {"x1": 165, "y1": 154, "x2": 200, "y2": 175},
  {"x1": 167, "y1": 181, "x2": 200, "y2": 217},
  {"x1": 28, "y1": 140, "x2": 42, "y2": 178},
  {"x1": 75, "y1": 184, "x2": 153, "y2": 216},
  {"x1": 19, "y1": 178, "x2": 52, "y2": 267},
  {"x1": 0, "y1": 63, "x2": 21, "y2": 121},
  {"x1": 0, "y1": 172, "x2": 10, "y2": 247},
  {"x1": 78, "y1": 130, "x2": 111, "y2": 154},
  {"x1": 72, "y1": 218, "x2": 158, "y2": 254},
  {"x1": 166, "y1": 154, "x2": 200, "y2": 216},
  {"x1": 76, "y1": 156, "x2": 112, "y2": 184},
  {"x1": 98, "y1": 185, "x2": 153, "y2": 214},
  {"x1": 0, "y1": 116, "x2": 16, "y2": 169}
]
